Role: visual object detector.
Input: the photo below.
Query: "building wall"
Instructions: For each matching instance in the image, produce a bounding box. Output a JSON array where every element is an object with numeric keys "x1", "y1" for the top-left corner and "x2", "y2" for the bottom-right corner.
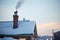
[
  {"x1": 17, "y1": 35, "x2": 37, "y2": 40},
  {"x1": 17, "y1": 36, "x2": 31, "y2": 40}
]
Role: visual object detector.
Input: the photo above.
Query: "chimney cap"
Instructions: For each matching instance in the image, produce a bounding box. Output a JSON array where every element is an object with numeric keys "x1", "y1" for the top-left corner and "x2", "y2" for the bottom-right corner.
[{"x1": 14, "y1": 11, "x2": 17, "y2": 15}]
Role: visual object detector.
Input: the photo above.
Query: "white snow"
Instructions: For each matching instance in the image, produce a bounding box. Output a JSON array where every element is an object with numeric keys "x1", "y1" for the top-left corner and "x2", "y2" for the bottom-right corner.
[
  {"x1": 2, "y1": 37, "x2": 17, "y2": 40},
  {"x1": 0, "y1": 21, "x2": 36, "y2": 35}
]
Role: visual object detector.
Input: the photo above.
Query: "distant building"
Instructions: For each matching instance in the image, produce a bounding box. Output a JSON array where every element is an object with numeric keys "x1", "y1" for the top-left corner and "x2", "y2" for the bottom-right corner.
[
  {"x1": 0, "y1": 11, "x2": 38, "y2": 40},
  {"x1": 37, "y1": 36, "x2": 53, "y2": 40},
  {"x1": 54, "y1": 31, "x2": 60, "y2": 40}
]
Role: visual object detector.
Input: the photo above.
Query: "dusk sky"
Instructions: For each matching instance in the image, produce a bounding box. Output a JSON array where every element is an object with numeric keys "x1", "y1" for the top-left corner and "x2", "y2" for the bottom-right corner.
[{"x1": 0, "y1": 0, "x2": 60, "y2": 36}]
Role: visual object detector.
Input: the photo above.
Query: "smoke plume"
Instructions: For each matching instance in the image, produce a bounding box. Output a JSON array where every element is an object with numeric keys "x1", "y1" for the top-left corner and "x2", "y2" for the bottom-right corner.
[{"x1": 16, "y1": 0, "x2": 24, "y2": 10}]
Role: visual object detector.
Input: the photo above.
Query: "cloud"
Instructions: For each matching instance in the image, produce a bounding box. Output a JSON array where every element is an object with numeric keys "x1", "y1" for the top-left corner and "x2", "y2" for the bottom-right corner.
[{"x1": 37, "y1": 22, "x2": 60, "y2": 36}]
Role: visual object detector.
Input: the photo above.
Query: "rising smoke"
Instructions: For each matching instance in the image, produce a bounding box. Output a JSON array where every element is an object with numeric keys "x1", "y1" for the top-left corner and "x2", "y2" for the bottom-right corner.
[{"x1": 16, "y1": 0, "x2": 24, "y2": 10}]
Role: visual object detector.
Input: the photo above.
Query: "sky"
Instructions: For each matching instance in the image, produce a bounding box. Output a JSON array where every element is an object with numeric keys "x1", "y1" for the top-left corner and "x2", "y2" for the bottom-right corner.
[{"x1": 0, "y1": 0, "x2": 60, "y2": 36}]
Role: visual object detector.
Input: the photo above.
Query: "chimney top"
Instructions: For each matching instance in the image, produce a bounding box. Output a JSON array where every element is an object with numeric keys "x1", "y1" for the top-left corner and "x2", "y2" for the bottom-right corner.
[{"x1": 14, "y1": 11, "x2": 17, "y2": 15}]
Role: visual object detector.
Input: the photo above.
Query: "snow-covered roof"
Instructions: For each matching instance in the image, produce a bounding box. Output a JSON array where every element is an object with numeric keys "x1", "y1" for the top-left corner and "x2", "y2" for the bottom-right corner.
[
  {"x1": 1, "y1": 37, "x2": 16, "y2": 40},
  {"x1": 0, "y1": 20, "x2": 36, "y2": 35}
]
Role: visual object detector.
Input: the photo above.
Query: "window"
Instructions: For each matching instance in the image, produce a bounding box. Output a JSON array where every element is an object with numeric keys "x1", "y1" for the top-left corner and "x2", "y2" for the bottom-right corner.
[{"x1": 19, "y1": 38, "x2": 26, "y2": 40}]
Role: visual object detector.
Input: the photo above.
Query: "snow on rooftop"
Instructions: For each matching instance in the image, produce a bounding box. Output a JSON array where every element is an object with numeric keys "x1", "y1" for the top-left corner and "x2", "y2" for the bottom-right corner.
[
  {"x1": 0, "y1": 20, "x2": 36, "y2": 35},
  {"x1": 2, "y1": 37, "x2": 17, "y2": 40}
]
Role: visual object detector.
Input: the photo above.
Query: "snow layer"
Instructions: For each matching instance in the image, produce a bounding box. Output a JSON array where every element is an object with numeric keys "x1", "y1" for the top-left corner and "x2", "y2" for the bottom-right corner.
[
  {"x1": 0, "y1": 21, "x2": 35, "y2": 35},
  {"x1": 2, "y1": 37, "x2": 17, "y2": 40}
]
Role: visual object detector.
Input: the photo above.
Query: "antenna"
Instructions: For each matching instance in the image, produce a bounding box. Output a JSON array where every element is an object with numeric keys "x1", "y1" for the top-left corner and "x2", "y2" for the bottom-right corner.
[
  {"x1": 52, "y1": 29, "x2": 54, "y2": 34},
  {"x1": 52, "y1": 29, "x2": 54, "y2": 40}
]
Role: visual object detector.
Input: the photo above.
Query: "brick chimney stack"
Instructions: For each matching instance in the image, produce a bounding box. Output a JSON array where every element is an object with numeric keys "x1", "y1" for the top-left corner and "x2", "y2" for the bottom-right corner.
[{"x1": 13, "y1": 11, "x2": 19, "y2": 29}]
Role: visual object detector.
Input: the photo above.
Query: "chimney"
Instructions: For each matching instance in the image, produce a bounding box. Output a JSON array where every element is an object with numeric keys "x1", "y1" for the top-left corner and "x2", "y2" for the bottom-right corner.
[{"x1": 13, "y1": 11, "x2": 19, "y2": 29}]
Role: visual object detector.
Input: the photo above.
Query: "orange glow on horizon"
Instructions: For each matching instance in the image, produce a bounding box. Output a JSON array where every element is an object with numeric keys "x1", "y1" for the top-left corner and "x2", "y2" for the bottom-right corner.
[{"x1": 37, "y1": 22, "x2": 60, "y2": 36}]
